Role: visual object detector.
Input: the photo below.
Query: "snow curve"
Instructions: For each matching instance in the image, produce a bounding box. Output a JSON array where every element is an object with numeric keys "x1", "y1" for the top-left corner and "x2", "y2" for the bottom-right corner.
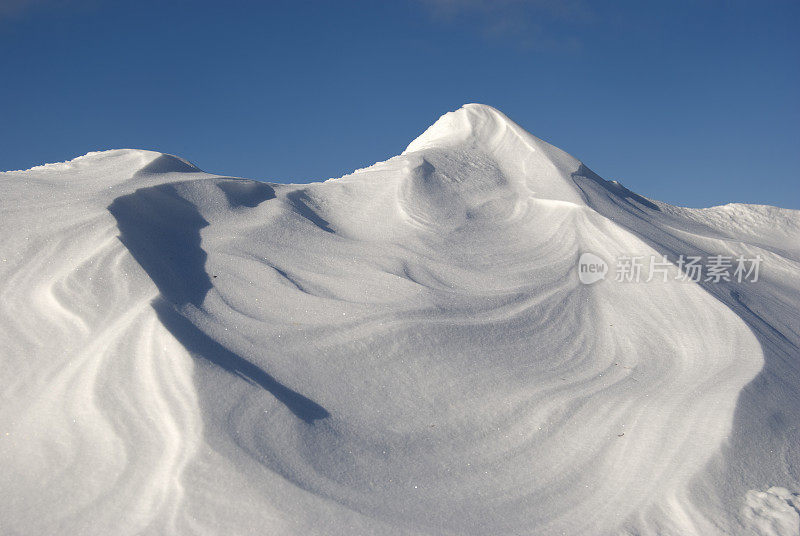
[{"x1": 1, "y1": 106, "x2": 798, "y2": 535}]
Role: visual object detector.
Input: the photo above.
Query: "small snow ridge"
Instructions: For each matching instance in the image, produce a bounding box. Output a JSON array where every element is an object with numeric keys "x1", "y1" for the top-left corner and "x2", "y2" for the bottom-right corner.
[
  {"x1": 403, "y1": 103, "x2": 586, "y2": 205},
  {"x1": 3, "y1": 149, "x2": 199, "y2": 175},
  {"x1": 404, "y1": 103, "x2": 511, "y2": 154},
  {"x1": 742, "y1": 487, "x2": 800, "y2": 536},
  {"x1": 135, "y1": 153, "x2": 200, "y2": 175}
]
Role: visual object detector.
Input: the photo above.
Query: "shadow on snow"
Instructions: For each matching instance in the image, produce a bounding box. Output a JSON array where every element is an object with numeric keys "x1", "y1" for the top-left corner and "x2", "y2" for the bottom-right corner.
[{"x1": 108, "y1": 179, "x2": 330, "y2": 424}]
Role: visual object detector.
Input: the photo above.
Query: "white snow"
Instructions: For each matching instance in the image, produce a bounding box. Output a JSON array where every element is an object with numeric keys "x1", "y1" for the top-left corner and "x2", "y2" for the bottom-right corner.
[{"x1": 0, "y1": 104, "x2": 798, "y2": 535}]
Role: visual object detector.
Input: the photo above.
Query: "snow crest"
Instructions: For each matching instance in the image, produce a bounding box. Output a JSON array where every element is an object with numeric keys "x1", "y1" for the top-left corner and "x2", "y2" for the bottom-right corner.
[{"x1": 1, "y1": 105, "x2": 798, "y2": 535}]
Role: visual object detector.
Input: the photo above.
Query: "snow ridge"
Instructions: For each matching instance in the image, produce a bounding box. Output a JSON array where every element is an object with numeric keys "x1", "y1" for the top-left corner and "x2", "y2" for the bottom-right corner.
[{"x1": 0, "y1": 104, "x2": 798, "y2": 535}]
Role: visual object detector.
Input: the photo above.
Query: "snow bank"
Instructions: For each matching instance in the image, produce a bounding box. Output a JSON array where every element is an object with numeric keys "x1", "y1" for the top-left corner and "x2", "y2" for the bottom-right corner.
[{"x1": 1, "y1": 105, "x2": 798, "y2": 535}]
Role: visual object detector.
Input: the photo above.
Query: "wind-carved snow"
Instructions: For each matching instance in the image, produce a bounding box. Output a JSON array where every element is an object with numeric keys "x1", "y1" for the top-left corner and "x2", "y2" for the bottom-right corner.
[{"x1": 0, "y1": 105, "x2": 798, "y2": 535}]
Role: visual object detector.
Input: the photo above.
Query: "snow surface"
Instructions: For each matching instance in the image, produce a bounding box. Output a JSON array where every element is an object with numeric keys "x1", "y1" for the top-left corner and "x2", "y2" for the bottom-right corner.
[{"x1": 0, "y1": 104, "x2": 798, "y2": 535}]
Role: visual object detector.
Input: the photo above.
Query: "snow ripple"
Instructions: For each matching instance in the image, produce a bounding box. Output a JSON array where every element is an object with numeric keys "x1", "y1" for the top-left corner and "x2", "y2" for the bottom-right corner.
[{"x1": 1, "y1": 108, "x2": 797, "y2": 535}]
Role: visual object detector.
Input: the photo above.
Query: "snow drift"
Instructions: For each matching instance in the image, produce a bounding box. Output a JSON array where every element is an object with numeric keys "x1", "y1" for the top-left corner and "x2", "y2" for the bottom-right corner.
[{"x1": 1, "y1": 104, "x2": 798, "y2": 535}]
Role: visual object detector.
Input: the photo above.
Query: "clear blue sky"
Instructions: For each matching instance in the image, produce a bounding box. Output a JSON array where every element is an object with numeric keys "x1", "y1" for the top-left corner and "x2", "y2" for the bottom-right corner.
[{"x1": 2, "y1": 0, "x2": 798, "y2": 209}]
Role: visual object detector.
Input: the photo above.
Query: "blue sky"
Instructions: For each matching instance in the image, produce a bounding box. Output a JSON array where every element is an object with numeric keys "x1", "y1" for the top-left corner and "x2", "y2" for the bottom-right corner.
[{"x1": 2, "y1": 0, "x2": 798, "y2": 209}]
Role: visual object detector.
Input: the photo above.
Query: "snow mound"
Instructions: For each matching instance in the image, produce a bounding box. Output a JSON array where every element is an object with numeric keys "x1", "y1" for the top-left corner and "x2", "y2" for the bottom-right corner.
[
  {"x1": 742, "y1": 487, "x2": 800, "y2": 536},
  {"x1": 404, "y1": 103, "x2": 585, "y2": 205},
  {"x1": 1, "y1": 104, "x2": 798, "y2": 535}
]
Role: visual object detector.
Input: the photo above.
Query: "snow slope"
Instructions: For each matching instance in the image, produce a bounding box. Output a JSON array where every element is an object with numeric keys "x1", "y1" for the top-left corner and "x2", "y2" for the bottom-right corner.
[{"x1": 1, "y1": 104, "x2": 798, "y2": 535}]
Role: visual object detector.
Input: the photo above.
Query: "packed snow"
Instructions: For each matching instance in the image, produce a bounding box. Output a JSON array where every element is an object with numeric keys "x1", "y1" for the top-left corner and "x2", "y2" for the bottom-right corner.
[{"x1": 1, "y1": 104, "x2": 798, "y2": 535}]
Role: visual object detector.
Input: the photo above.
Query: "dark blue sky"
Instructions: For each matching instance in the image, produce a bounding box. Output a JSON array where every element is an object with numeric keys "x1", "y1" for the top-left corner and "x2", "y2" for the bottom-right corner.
[{"x1": 2, "y1": 0, "x2": 798, "y2": 209}]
